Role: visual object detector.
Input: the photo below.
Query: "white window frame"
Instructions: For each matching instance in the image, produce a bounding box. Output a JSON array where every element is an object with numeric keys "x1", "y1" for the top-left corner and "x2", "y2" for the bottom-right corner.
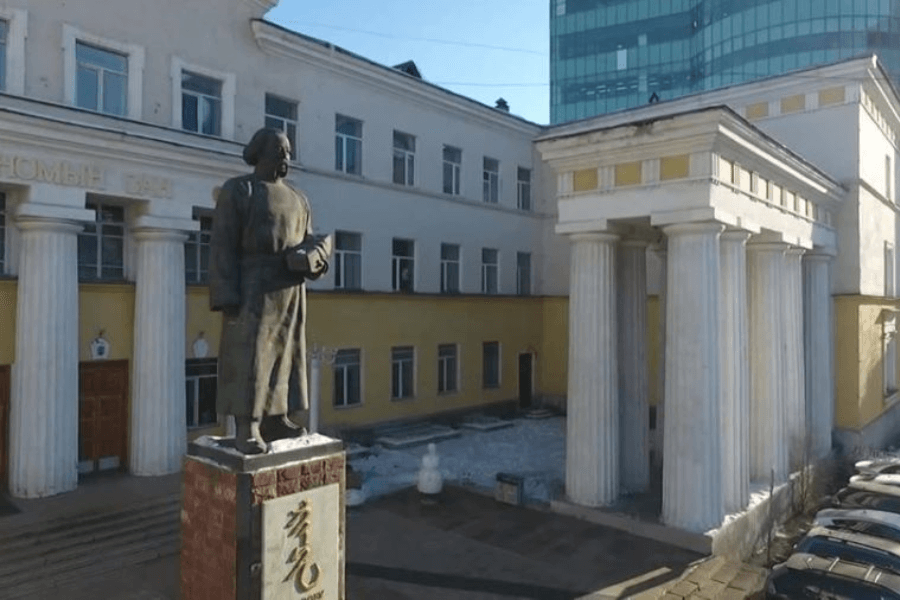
[
  {"x1": 333, "y1": 348, "x2": 362, "y2": 408},
  {"x1": 483, "y1": 157, "x2": 500, "y2": 204},
  {"x1": 443, "y1": 145, "x2": 462, "y2": 195},
  {"x1": 78, "y1": 201, "x2": 126, "y2": 281},
  {"x1": 516, "y1": 251, "x2": 532, "y2": 296},
  {"x1": 334, "y1": 230, "x2": 362, "y2": 290},
  {"x1": 185, "y1": 212, "x2": 212, "y2": 284},
  {"x1": 481, "y1": 247, "x2": 499, "y2": 294},
  {"x1": 437, "y1": 343, "x2": 458, "y2": 394},
  {"x1": 482, "y1": 341, "x2": 501, "y2": 389},
  {"x1": 392, "y1": 130, "x2": 415, "y2": 186},
  {"x1": 517, "y1": 167, "x2": 532, "y2": 211},
  {"x1": 0, "y1": 8, "x2": 25, "y2": 95},
  {"x1": 186, "y1": 358, "x2": 218, "y2": 429},
  {"x1": 170, "y1": 57, "x2": 235, "y2": 139},
  {"x1": 392, "y1": 238, "x2": 415, "y2": 293},
  {"x1": 440, "y1": 243, "x2": 461, "y2": 294},
  {"x1": 391, "y1": 346, "x2": 415, "y2": 400},
  {"x1": 335, "y1": 114, "x2": 363, "y2": 175},
  {"x1": 264, "y1": 93, "x2": 298, "y2": 159},
  {"x1": 63, "y1": 24, "x2": 143, "y2": 120}
]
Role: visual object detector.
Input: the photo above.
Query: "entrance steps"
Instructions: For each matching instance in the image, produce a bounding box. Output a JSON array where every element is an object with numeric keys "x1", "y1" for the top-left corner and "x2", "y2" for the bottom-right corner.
[{"x1": 0, "y1": 491, "x2": 180, "y2": 598}]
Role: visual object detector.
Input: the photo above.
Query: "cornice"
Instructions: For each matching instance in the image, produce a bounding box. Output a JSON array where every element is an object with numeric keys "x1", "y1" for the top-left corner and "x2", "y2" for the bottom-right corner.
[
  {"x1": 250, "y1": 20, "x2": 542, "y2": 138},
  {"x1": 243, "y1": 0, "x2": 278, "y2": 14}
]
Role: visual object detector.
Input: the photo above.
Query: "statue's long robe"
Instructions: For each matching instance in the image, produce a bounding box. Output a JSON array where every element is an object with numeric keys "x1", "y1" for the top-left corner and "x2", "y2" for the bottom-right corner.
[{"x1": 208, "y1": 174, "x2": 328, "y2": 418}]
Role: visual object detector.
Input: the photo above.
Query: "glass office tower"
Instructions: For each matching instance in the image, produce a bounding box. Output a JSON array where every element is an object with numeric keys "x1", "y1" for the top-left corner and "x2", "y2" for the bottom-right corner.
[{"x1": 550, "y1": 0, "x2": 900, "y2": 124}]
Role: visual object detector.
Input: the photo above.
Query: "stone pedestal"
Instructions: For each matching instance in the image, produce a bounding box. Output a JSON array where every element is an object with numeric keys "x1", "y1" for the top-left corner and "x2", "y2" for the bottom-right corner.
[
  {"x1": 181, "y1": 435, "x2": 346, "y2": 600},
  {"x1": 565, "y1": 232, "x2": 619, "y2": 507}
]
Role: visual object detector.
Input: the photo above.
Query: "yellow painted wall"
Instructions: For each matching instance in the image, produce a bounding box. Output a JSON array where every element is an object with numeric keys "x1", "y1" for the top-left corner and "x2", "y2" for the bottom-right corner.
[
  {"x1": 185, "y1": 286, "x2": 222, "y2": 358},
  {"x1": 78, "y1": 283, "x2": 135, "y2": 362},
  {"x1": 539, "y1": 296, "x2": 568, "y2": 397},
  {"x1": 0, "y1": 279, "x2": 16, "y2": 365},
  {"x1": 834, "y1": 297, "x2": 861, "y2": 429}
]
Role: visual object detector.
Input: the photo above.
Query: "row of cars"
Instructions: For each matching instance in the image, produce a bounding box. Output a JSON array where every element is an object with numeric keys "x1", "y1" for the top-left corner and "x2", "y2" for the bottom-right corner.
[{"x1": 767, "y1": 458, "x2": 900, "y2": 599}]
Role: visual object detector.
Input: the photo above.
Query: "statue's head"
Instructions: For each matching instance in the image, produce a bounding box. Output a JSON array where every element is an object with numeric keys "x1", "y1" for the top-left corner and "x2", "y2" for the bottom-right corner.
[{"x1": 243, "y1": 127, "x2": 292, "y2": 179}]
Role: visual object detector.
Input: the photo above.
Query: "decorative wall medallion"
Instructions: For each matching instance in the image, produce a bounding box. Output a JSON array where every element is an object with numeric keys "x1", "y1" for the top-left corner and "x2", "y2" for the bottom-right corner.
[
  {"x1": 90, "y1": 330, "x2": 110, "y2": 360},
  {"x1": 192, "y1": 332, "x2": 209, "y2": 359}
]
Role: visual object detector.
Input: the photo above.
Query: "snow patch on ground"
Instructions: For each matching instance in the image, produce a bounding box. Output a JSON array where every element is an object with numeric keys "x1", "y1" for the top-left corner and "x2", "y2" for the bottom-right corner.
[{"x1": 349, "y1": 416, "x2": 567, "y2": 503}]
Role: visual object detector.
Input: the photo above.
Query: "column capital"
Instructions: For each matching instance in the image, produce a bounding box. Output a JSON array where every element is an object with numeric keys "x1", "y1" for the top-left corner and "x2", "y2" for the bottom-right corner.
[
  {"x1": 131, "y1": 227, "x2": 189, "y2": 244},
  {"x1": 746, "y1": 239, "x2": 789, "y2": 252},
  {"x1": 569, "y1": 231, "x2": 619, "y2": 244},
  {"x1": 785, "y1": 246, "x2": 807, "y2": 257},
  {"x1": 662, "y1": 221, "x2": 725, "y2": 237},
  {"x1": 721, "y1": 229, "x2": 753, "y2": 244},
  {"x1": 804, "y1": 248, "x2": 837, "y2": 261},
  {"x1": 620, "y1": 238, "x2": 651, "y2": 249},
  {"x1": 14, "y1": 215, "x2": 84, "y2": 235}
]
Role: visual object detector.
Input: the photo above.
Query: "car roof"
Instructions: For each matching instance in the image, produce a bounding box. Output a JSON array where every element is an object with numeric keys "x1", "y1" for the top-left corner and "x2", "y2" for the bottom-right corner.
[
  {"x1": 848, "y1": 481, "x2": 900, "y2": 498},
  {"x1": 783, "y1": 552, "x2": 900, "y2": 590},
  {"x1": 817, "y1": 508, "x2": 900, "y2": 531},
  {"x1": 805, "y1": 525, "x2": 900, "y2": 556},
  {"x1": 857, "y1": 459, "x2": 900, "y2": 474}
]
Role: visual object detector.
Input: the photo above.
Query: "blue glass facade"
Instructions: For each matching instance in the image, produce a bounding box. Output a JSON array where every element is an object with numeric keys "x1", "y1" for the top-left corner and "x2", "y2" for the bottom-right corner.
[{"x1": 550, "y1": 0, "x2": 900, "y2": 123}]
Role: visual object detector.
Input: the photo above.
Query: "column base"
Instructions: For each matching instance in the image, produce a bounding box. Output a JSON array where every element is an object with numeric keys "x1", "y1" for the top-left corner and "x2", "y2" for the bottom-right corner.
[{"x1": 181, "y1": 434, "x2": 346, "y2": 600}]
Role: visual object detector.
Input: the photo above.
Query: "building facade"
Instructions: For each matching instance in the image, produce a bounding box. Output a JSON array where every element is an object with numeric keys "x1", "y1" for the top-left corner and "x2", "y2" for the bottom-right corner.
[
  {"x1": 0, "y1": 0, "x2": 570, "y2": 499},
  {"x1": 550, "y1": 0, "x2": 900, "y2": 123}
]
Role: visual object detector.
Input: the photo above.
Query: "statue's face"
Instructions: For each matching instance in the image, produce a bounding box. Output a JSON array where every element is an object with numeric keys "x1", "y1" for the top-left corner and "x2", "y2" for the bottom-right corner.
[{"x1": 258, "y1": 132, "x2": 291, "y2": 177}]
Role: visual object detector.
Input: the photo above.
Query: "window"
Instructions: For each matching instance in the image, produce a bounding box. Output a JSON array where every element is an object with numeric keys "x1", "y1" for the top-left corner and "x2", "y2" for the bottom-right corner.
[
  {"x1": 186, "y1": 358, "x2": 217, "y2": 428},
  {"x1": 334, "y1": 231, "x2": 362, "y2": 290},
  {"x1": 392, "y1": 238, "x2": 414, "y2": 292},
  {"x1": 78, "y1": 202, "x2": 125, "y2": 281},
  {"x1": 483, "y1": 342, "x2": 500, "y2": 388},
  {"x1": 335, "y1": 115, "x2": 362, "y2": 175},
  {"x1": 182, "y1": 71, "x2": 222, "y2": 136},
  {"x1": 185, "y1": 214, "x2": 212, "y2": 284},
  {"x1": 440, "y1": 243, "x2": 460, "y2": 293},
  {"x1": 0, "y1": 192, "x2": 5, "y2": 273},
  {"x1": 265, "y1": 94, "x2": 298, "y2": 157},
  {"x1": 75, "y1": 42, "x2": 127, "y2": 116},
  {"x1": 333, "y1": 349, "x2": 361, "y2": 407},
  {"x1": 392, "y1": 131, "x2": 415, "y2": 186},
  {"x1": 886, "y1": 312, "x2": 898, "y2": 398},
  {"x1": 517, "y1": 252, "x2": 532, "y2": 296},
  {"x1": 443, "y1": 146, "x2": 462, "y2": 195},
  {"x1": 517, "y1": 167, "x2": 532, "y2": 211},
  {"x1": 887, "y1": 155, "x2": 893, "y2": 202},
  {"x1": 391, "y1": 346, "x2": 415, "y2": 400},
  {"x1": 481, "y1": 248, "x2": 499, "y2": 294},
  {"x1": 0, "y1": 20, "x2": 8, "y2": 91},
  {"x1": 887, "y1": 242, "x2": 896, "y2": 297},
  {"x1": 438, "y1": 344, "x2": 458, "y2": 394},
  {"x1": 483, "y1": 157, "x2": 499, "y2": 203}
]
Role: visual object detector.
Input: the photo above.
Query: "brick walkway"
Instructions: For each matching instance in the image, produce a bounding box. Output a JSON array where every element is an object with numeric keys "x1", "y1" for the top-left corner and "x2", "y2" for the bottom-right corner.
[{"x1": 647, "y1": 555, "x2": 766, "y2": 600}]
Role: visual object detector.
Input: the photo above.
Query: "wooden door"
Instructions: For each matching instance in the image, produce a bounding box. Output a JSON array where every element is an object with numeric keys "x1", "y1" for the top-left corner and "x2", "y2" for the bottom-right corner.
[
  {"x1": 79, "y1": 360, "x2": 128, "y2": 473},
  {"x1": 518, "y1": 353, "x2": 533, "y2": 409},
  {"x1": 0, "y1": 366, "x2": 9, "y2": 489}
]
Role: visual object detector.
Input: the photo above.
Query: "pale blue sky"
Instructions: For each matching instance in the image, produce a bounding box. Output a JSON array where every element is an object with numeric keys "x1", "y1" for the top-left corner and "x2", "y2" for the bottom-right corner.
[{"x1": 266, "y1": 1, "x2": 550, "y2": 124}]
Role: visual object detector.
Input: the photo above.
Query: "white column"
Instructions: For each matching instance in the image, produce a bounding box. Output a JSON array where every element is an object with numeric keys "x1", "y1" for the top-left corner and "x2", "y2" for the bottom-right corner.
[
  {"x1": 566, "y1": 232, "x2": 619, "y2": 507},
  {"x1": 9, "y1": 217, "x2": 81, "y2": 498},
  {"x1": 130, "y1": 228, "x2": 188, "y2": 476},
  {"x1": 784, "y1": 247, "x2": 807, "y2": 470},
  {"x1": 748, "y1": 241, "x2": 789, "y2": 484},
  {"x1": 804, "y1": 252, "x2": 835, "y2": 458},
  {"x1": 720, "y1": 230, "x2": 751, "y2": 514},
  {"x1": 309, "y1": 355, "x2": 321, "y2": 434},
  {"x1": 652, "y1": 244, "x2": 667, "y2": 469},
  {"x1": 618, "y1": 239, "x2": 649, "y2": 493},
  {"x1": 662, "y1": 222, "x2": 724, "y2": 532}
]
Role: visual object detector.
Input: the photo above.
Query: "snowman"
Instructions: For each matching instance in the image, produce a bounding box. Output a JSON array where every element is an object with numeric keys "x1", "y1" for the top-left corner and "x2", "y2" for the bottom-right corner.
[{"x1": 417, "y1": 443, "x2": 443, "y2": 495}]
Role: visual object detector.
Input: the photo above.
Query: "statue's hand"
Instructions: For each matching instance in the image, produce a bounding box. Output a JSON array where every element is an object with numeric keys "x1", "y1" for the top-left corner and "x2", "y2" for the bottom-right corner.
[{"x1": 285, "y1": 248, "x2": 311, "y2": 274}]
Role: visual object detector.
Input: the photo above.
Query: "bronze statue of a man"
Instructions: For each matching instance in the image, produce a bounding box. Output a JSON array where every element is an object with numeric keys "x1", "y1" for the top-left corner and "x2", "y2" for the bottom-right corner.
[{"x1": 209, "y1": 128, "x2": 332, "y2": 454}]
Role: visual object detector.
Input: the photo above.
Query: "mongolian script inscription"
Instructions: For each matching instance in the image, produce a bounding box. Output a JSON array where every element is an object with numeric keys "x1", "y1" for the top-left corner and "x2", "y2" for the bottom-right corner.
[{"x1": 284, "y1": 500, "x2": 321, "y2": 592}]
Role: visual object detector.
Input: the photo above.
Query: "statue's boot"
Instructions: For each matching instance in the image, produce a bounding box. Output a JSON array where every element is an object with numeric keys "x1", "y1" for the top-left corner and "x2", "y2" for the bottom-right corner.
[
  {"x1": 260, "y1": 414, "x2": 307, "y2": 443},
  {"x1": 235, "y1": 417, "x2": 267, "y2": 454}
]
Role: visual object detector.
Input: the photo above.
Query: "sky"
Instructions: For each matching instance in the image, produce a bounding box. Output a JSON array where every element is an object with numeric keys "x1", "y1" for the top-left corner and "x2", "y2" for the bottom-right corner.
[{"x1": 265, "y1": 0, "x2": 550, "y2": 125}]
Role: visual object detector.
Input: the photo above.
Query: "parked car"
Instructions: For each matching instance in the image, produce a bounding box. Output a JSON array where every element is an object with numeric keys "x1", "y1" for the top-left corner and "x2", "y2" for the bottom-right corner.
[
  {"x1": 794, "y1": 525, "x2": 900, "y2": 575},
  {"x1": 856, "y1": 458, "x2": 900, "y2": 477},
  {"x1": 852, "y1": 473, "x2": 900, "y2": 486},
  {"x1": 815, "y1": 508, "x2": 900, "y2": 543},
  {"x1": 767, "y1": 552, "x2": 900, "y2": 599}
]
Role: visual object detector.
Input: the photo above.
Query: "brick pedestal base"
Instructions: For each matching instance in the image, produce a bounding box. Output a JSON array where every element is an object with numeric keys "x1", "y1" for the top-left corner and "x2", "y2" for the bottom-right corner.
[{"x1": 181, "y1": 434, "x2": 345, "y2": 600}]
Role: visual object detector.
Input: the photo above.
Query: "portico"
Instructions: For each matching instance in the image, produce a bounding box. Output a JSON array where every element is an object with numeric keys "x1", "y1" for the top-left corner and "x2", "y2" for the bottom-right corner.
[{"x1": 537, "y1": 107, "x2": 843, "y2": 533}]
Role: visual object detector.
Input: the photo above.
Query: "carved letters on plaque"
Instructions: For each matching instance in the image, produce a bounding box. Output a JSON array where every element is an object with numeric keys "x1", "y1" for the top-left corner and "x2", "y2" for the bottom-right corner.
[{"x1": 284, "y1": 500, "x2": 321, "y2": 592}]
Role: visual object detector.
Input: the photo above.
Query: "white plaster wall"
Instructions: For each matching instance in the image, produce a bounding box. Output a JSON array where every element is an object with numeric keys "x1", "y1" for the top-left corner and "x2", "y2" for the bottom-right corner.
[{"x1": 858, "y1": 186, "x2": 897, "y2": 297}]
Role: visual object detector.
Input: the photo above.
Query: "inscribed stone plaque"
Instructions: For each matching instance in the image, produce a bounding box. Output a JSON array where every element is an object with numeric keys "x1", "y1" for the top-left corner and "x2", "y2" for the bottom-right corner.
[{"x1": 262, "y1": 482, "x2": 340, "y2": 600}]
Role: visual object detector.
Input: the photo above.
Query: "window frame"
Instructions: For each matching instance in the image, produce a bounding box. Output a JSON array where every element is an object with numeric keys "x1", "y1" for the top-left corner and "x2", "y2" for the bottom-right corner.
[
  {"x1": 0, "y1": 191, "x2": 6, "y2": 275},
  {"x1": 391, "y1": 346, "x2": 415, "y2": 400},
  {"x1": 483, "y1": 157, "x2": 500, "y2": 204},
  {"x1": 440, "y1": 243, "x2": 461, "y2": 294},
  {"x1": 185, "y1": 212, "x2": 213, "y2": 285},
  {"x1": 481, "y1": 247, "x2": 499, "y2": 294},
  {"x1": 437, "y1": 343, "x2": 459, "y2": 394},
  {"x1": 334, "y1": 230, "x2": 362, "y2": 290},
  {"x1": 517, "y1": 167, "x2": 532, "y2": 211},
  {"x1": 63, "y1": 24, "x2": 144, "y2": 119},
  {"x1": 392, "y1": 130, "x2": 416, "y2": 186},
  {"x1": 443, "y1": 145, "x2": 462, "y2": 195},
  {"x1": 335, "y1": 114, "x2": 363, "y2": 175},
  {"x1": 74, "y1": 41, "x2": 128, "y2": 116},
  {"x1": 333, "y1": 348, "x2": 362, "y2": 408},
  {"x1": 264, "y1": 93, "x2": 298, "y2": 159},
  {"x1": 186, "y1": 357, "x2": 218, "y2": 429},
  {"x1": 482, "y1": 341, "x2": 501, "y2": 389},
  {"x1": 78, "y1": 201, "x2": 126, "y2": 282},
  {"x1": 170, "y1": 57, "x2": 235, "y2": 139},
  {"x1": 516, "y1": 251, "x2": 532, "y2": 296},
  {"x1": 392, "y1": 238, "x2": 415, "y2": 293}
]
